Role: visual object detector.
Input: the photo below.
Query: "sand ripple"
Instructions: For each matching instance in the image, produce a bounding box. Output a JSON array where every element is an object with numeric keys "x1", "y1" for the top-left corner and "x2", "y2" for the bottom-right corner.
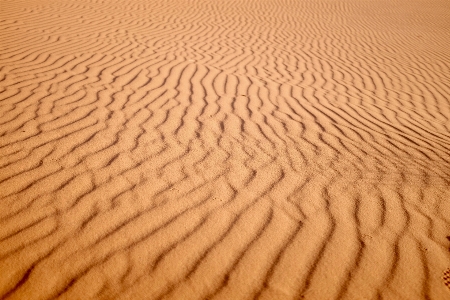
[{"x1": 1, "y1": 0, "x2": 450, "y2": 299}]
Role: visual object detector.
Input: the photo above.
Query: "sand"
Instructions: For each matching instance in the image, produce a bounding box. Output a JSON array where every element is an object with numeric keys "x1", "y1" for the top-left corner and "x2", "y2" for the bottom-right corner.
[{"x1": 1, "y1": 0, "x2": 450, "y2": 299}]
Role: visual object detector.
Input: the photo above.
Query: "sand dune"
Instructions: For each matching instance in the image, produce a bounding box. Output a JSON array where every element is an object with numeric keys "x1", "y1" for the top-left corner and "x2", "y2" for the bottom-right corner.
[{"x1": 1, "y1": 0, "x2": 450, "y2": 299}]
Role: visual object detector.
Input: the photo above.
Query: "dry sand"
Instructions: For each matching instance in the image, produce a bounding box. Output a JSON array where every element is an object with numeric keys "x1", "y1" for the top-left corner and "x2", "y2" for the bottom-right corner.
[{"x1": 1, "y1": 0, "x2": 450, "y2": 299}]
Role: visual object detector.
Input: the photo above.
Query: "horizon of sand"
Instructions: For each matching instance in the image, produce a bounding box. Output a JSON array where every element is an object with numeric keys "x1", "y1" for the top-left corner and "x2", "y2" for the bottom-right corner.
[{"x1": 1, "y1": 0, "x2": 450, "y2": 299}]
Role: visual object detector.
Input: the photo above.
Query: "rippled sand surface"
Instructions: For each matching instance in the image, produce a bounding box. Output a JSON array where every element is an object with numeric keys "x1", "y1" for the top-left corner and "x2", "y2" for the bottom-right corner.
[{"x1": 1, "y1": 0, "x2": 450, "y2": 299}]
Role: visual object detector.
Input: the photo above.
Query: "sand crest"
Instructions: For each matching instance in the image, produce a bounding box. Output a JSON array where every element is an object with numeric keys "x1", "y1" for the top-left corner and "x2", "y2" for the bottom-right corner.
[{"x1": 1, "y1": 0, "x2": 450, "y2": 299}]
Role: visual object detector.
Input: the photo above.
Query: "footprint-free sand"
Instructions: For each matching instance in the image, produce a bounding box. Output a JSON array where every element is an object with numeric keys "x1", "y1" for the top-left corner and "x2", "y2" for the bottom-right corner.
[{"x1": 1, "y1": 0, "x2": 450, "y2": 299}]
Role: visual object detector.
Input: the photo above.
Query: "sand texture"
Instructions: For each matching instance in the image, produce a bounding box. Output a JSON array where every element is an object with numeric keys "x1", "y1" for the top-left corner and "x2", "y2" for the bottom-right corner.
[{"x1": 1, "y1": 0, "x2": 450, "y2": 299}]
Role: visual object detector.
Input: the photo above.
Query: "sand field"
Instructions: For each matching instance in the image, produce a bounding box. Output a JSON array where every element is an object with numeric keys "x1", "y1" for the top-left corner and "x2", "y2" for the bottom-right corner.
[{"x1": 1, "y1": 0, "x2": 450, "y2": 299}]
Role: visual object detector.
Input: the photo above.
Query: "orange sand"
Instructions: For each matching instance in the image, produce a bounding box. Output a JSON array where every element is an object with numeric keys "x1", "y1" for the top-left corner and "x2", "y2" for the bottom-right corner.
[{"x1": 1, "y1": 0, "x2": 450, "y2": 299}]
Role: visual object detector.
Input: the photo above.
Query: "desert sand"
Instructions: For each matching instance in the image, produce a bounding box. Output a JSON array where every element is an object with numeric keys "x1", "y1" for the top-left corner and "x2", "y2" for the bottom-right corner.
[{"x1": 1, "y1": 0, "x2": 450, "y2": 299}]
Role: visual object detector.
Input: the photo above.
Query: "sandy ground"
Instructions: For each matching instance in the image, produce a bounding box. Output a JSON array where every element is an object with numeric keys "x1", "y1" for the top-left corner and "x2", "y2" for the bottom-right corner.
[{"x1": 1, "y1": 0, "x2": 450, "y2": 299}]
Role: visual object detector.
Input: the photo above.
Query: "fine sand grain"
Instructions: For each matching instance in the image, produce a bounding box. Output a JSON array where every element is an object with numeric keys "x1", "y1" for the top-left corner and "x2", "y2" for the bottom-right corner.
[{"x1": 1, "y1": 0, "x2": 450, "y2": 299}]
